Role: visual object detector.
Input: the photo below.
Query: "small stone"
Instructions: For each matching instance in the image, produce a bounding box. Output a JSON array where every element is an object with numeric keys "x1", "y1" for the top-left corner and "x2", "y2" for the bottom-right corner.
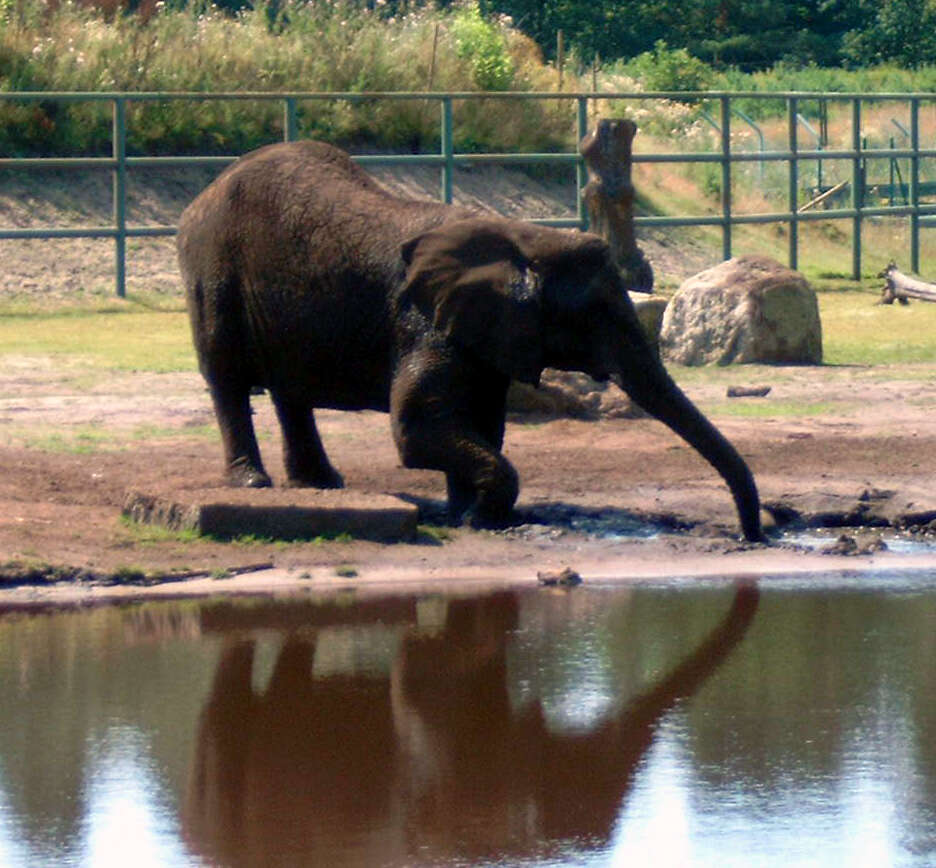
[
  {"x1": 822, "y1": 533, "x2": 888, "y2": 556},
  {"x1": 537, "y1": 566, "x2": 583, "y2": 587}
]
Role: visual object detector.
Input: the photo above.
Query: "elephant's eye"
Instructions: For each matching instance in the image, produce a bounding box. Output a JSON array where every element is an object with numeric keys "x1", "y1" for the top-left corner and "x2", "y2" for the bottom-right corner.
[{"x1": 510, "y1": 268, "x2": 541, "y2": 302}]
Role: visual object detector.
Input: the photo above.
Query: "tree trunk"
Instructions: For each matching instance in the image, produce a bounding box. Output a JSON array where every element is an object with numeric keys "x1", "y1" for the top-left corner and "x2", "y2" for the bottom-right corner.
[
  {"x1": 879, "y1": 262, "x2": 936, "y2": 305},
  {"x1": 579, "y1": 119, "x2": 653, "y2": 293}
]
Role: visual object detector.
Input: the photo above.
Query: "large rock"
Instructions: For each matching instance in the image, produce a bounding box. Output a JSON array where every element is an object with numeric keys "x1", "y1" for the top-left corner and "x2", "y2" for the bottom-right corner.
[{"x1": 659, "y1": 256, "x2": 822, "y2": 365}]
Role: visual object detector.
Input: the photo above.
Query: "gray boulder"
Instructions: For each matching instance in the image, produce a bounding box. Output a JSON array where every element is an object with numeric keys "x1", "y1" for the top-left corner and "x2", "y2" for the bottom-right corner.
[{"x1": 659, "y1": 256, "x2": 822, "y2": 365}]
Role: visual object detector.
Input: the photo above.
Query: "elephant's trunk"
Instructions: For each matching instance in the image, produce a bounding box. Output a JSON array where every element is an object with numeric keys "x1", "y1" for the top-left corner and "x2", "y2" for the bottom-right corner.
[{"x1": 620, "y1": 352, "x2": 764, "y2": 542}]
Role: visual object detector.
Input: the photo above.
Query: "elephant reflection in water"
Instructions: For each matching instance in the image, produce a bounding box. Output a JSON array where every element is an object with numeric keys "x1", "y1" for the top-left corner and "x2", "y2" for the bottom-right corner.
[{"x1": 184, "y1": 585, "x2": 759, "y2": 866}]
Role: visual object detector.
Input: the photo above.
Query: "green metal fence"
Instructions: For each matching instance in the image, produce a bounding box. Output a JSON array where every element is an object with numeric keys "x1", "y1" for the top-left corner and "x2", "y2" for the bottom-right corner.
[{"x1": 1, "y1": 90, "x2": 935, "y2": 297}]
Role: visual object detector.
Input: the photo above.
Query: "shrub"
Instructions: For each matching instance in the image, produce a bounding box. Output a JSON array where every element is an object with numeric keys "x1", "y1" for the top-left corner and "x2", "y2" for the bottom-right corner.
[
  {"x1": 622, "y1": 41, "x2": 715, "y2": 94},
  {"x1": 449, "y1": 1, "x2": 514, "y2": 91}
]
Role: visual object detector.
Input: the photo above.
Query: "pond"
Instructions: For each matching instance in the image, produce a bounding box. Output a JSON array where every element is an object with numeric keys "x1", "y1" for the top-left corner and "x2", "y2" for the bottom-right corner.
[{"x1": 1, "y1": 573, "x2": 935, "y2": 866}]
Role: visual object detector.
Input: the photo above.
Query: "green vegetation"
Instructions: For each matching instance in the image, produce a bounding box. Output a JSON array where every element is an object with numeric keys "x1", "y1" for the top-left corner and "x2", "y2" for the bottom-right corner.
[
  {"x1": 417, "y1": 524, "x2": 454, "y2": 543},
  {"x1": 705, "y1": 399, "x2": 844, "y2": 418},
  {"x1": 819, "y1": 289, "x2": 936, "y2": 365},
  {"x1": 0, "y1": 0, "x2": 565, "y2": 157},
  {"x1": 19, "y1": 427, "x2": 114, "y2": 453},
  {"x1": 118, "y1": 514, "x2": 201, "y2": 543},
  {"x1": 0, "y1": 558, "x2": 96, "y2": 584},
  {"x1": 4, "y1": 0, "x2": 936, "y2": 159},
  {"x1": 0, "y1": 309, "x2": 194, "y2": 371},
  {"x1": 0, "y1": 287, "x2": 934, "y2": 381}
]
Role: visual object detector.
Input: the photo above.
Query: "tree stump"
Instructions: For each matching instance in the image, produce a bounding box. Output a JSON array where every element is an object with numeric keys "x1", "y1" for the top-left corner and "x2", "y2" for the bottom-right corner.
[{"x1": 579, "y1": 119, "x2": 653, "y2": 293}]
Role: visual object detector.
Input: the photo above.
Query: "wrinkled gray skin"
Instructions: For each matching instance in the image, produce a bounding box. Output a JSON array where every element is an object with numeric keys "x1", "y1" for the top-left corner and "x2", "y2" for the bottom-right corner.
[{"x1": 177, "y1": 140, "x2": 763, "y2": 540}]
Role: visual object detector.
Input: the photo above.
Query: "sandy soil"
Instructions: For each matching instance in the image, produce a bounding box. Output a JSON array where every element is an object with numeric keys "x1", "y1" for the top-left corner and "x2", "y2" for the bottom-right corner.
[{"x1": 2, "y1": 164, "x2": 936, "y2": 607}]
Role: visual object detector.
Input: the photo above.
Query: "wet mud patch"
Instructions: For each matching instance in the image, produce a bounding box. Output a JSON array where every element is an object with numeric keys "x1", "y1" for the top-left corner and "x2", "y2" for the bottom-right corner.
[
  {"x1": 780, "y1": 528, "x2": 936, "y2": 557},
  {"x1": 506, "y1": 502, "x2": 689, "y2": 540},
  {"x1": 400, "y1": 495, "x2": 694, "y2": 539},
  {"x1": 764, "y1": 487, "x2": 936, "y2": 534}
]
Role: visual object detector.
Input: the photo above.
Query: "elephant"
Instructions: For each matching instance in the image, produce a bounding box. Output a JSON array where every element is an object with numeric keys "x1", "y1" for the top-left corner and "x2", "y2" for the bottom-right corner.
[
  {"x1": 183, "y1": 585, "x2": 760, "y2": 865},
  {"x1": 177, "y1": 139, "x2": 763, "y2": 540}
]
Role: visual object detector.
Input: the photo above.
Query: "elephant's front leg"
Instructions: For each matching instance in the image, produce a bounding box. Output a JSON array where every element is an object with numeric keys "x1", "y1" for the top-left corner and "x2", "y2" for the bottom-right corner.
[{"x1": 390, "y1": 358, "x2": 516, "y2": 528}]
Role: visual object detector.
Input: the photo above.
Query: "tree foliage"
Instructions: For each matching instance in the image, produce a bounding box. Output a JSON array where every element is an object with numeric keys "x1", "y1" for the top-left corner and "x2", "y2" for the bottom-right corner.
[{"x1": 474, "y1": 0, "x2": 936, "y2": 70}]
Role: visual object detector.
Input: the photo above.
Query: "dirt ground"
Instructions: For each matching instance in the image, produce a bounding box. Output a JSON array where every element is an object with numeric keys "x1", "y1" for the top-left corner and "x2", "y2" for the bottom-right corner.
[{"x1": 2, "y1": 164, "x2": 936, "y2": 605}]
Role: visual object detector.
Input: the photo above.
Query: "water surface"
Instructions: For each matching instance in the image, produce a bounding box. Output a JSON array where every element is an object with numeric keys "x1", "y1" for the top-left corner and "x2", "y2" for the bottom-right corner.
[{"x1": 1, "y1": 574, "x2": 935, "y2": 866}]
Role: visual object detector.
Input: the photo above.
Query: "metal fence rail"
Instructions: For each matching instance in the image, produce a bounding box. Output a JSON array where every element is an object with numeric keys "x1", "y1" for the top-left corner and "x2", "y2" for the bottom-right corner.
[{"x1": 1, "y1": 90, "x2": 935, "y2": 296}]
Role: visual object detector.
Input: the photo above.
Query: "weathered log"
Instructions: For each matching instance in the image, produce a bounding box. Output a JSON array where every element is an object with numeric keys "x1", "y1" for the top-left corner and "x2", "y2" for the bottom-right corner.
[
  {"x1": 726, "y1": 385, "x2": 772, "y2": 398},
  {"x1": 878, "y1": 261, "x2": 936, "y2": 305},
  {"x1": 579, "y1": 119, "x2": 654, "y2": 292}
]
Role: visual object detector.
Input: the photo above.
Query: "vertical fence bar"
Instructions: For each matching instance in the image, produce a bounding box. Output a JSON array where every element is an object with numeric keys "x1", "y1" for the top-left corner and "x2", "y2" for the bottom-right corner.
[
  {"x1": 283, "y1": 97, "x2": 298, "y2": 142},
  {"x1": 576, "y1": 96, "x2": 589, "y2": 229},
  {"x1": 440, "y1": 97, "x2": 453, "y2": 204},
  {"x1": 112, "y1": 97, "x2": 127, "y2": 299},
  {"x1": 720, "y1": 95, "x2": 732, "y2": 261},
  {"x1": 788, "y1": 96, "x2": 799, "y2": 271},
  {"x1": 910, "y1": 97, "x2": 920, "y2": 274},
  {"x1": 851, "y1": 97, "x2": 862, "y2": 280}
]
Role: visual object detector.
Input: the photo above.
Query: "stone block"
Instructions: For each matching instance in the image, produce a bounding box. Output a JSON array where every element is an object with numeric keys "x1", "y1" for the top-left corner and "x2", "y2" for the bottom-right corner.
[{"x1": 123, "y1": 488, "x2": 419, "y2": 542}]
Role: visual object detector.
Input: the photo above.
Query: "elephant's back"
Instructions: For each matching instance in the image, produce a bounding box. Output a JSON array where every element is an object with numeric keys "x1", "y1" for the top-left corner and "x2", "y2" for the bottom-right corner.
[{"x1": 176, "y1": 140, "x2": 470, "y2": 409}]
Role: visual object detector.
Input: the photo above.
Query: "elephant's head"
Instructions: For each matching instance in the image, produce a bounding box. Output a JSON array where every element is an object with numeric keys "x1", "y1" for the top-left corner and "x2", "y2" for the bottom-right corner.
[{"x1": 402, "y1": 218, "x2": 764, "y2": 542}]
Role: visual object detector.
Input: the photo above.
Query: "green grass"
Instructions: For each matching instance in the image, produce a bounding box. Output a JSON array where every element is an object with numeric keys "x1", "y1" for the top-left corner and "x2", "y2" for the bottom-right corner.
[
  {"x1": 0, "y1": 309, "x2": 195, "y2": 372},
  {"x1": 702, "y1": 400, "x2": 846, "y2": 418},
  {"x1": 130, "y1": 423, "x2": 216, "y2": 441},
  {"x1": 667, "y1": 288, "x2": 936, "y2": 385},
  {"x1": 9, "y1": 426, "x2": 115, "y2": 453},
  {"x1": 118, "y1": 515, "x2": 201, "y2": 544},
  {"x1": 819, "y1": 290, "x2": 936, "y2": 366},
  {"x1": 2, "y1": 421, "x2": 218, "y2": 452}
]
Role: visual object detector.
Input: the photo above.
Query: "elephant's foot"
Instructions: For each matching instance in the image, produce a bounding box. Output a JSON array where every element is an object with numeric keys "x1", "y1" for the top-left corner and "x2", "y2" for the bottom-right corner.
[
  {"x1": 464, "y1": 503, "x2": 515, "y2": 530},
  {"x1": 445, "y1": 460, "x2": 517, "y2": 529},
  {"x1": 226, "y1": 458, "x2": 272, "y2": 488}
]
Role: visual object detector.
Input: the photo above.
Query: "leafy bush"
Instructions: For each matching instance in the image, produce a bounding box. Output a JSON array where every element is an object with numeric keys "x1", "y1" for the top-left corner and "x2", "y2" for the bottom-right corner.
[
  {"x1": 450, "y1": 1, "x2": 514, "y2": 91},
  {"x1": 621, "y1": 41, "x2": 715, "y2": 94}
]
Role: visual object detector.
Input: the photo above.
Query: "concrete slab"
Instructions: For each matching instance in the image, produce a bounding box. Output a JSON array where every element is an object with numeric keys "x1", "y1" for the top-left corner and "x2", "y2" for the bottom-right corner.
[{"x1": 123, "y1": 488, "x2": 419, "y2": 542}]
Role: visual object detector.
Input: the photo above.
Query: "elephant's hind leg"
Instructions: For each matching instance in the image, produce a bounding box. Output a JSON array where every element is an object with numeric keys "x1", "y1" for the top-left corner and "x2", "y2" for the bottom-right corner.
[
  {"x1": 270, "y1": 392, "x2": 344, "y2": 489},
  {"x1": 209, "y1": 385, "x2": 272, "y2": 488}
]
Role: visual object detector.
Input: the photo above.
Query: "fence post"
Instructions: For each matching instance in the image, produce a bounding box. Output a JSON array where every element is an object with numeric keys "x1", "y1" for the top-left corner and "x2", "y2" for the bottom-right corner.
[
  {"x1": 851, "y1": 97, "x2": 862, "y2": 280},
  {"x1": 910, "y1": 98, "x2": 920, "y2": 274},
  {"x1": 576, "y1": 96, "x2": 589, "y2": 229},
  {"x1": 440, "y1": 97, "x2": 453, "y2": 204},
  {"x1": 720, "y1": 95, "x2": 731, "y2": 262},
  {"x1": 579, "y1": 118, "x2": 653, "y2": 292},
  {"x1": 788, "y1": 96, "x2": 799, "y2": 271},
  {"x1": 283, "y1": 97, "x2": 298, "y2": 142},
  {"x1": 112, "y1": 97, "x2": 127, "y2": 299}
]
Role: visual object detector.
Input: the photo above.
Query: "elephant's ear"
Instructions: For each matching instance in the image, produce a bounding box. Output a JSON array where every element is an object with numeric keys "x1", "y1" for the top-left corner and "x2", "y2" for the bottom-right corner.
[{"x1": 401, "y1": 218, "x2": 544, "y2": 385}]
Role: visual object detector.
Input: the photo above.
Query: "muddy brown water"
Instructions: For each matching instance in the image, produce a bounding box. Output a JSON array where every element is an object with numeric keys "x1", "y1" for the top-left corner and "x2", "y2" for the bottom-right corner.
[{"x1": 1, "y1": 574, "x2": 935, "y2": 866}]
